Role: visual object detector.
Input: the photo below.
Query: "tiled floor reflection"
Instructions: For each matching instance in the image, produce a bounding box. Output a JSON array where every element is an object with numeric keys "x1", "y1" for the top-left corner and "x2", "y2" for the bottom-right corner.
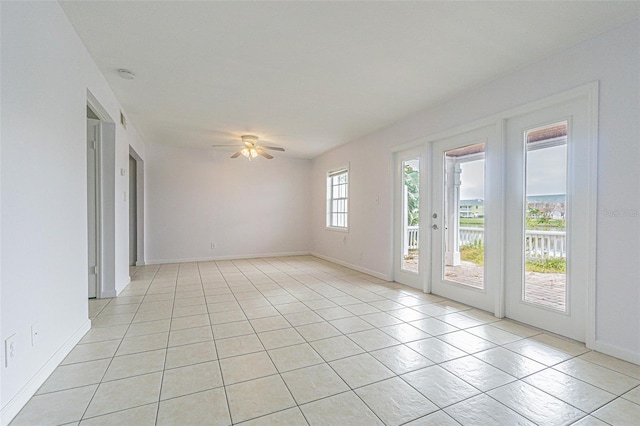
[{"x1": 11, "y1": 256, "x2": 640, "y2": 425}]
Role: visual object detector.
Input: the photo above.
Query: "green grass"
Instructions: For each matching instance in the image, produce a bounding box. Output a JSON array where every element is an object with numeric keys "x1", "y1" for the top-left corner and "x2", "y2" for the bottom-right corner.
[
  {"x1": 460, "y1": 243, "x2": 565, "y2": 273},
  {"x1": 526, "y1": 257, "x2": 566, "y2": 273},
  {"x1": 526, "y1": 219, "x2": 565, "y2": 230},
  {"x1": 460, "y1": 216, "x2": 566, "y2": 230},
  {"x1": 460, "y1": 243, "x2": 485, "y2": 266},
  {"x1": 459, "y1": 218, "x2": 485, "y2": 227}
]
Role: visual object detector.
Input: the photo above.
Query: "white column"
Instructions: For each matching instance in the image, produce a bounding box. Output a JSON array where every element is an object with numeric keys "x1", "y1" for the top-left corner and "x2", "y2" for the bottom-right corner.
[{"x1": 445, "y1": 160, "x2": 461, "y2": 266}]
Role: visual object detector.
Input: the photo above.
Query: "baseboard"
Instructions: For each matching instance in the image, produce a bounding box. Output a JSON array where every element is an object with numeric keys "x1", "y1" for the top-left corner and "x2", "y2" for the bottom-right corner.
[
  {"x1": 145, "y1": 251, "x2": 311, "y2": 265},
  {"x1": 310, "y1": 252, "x2": 392, "y2": 281},
  {"x1": 135, "y1": 260, "x2": 146, "y2": 266},
  {"x1": 1, "y1": 319, "x2": 92, "y2": 426},
  {"x1": 591, "y1": 339, "x2": 640, "y2": 365}
]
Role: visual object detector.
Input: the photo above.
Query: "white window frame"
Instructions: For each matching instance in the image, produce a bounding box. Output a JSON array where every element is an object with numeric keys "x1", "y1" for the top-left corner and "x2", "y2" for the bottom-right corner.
[{"x1": 326, "y1": 165, "x2": 349, "y2": 231}]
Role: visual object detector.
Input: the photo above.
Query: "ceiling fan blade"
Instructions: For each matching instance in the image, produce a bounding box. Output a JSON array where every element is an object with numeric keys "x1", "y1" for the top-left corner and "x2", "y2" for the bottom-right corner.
[
  {"x1": 230, "y1": 151, "x2": 242, "y2": 158},
  {"x1": 256, "y1": 149, "x2": 274, "y2": 159},
  {"x1": 259, "y1": 145, "x2": 285, "y2": 152}
]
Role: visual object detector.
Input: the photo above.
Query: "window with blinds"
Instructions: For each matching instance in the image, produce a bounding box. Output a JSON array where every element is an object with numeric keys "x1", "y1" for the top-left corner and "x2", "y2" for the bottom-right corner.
[{"x1": 327, "y1": 168, "x2": 349, "y2": 229}]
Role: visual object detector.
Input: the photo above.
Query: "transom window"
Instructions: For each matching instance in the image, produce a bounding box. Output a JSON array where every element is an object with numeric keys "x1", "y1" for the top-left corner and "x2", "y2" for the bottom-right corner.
[{"x1": 327, "y1": 167, "x2": 349, "y2": 229}]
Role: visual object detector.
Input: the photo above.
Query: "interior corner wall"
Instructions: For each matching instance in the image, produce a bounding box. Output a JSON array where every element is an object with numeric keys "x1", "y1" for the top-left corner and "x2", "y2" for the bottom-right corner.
[
  {"x1": 0, "y1": 2, "x2": 146, "y2": 422},
  {"x1": 145, "y1": 144, "x2": 311, "y2": 263},
  {"x1": 311, "y1": 19, "x2": 640, "y2": 361}
]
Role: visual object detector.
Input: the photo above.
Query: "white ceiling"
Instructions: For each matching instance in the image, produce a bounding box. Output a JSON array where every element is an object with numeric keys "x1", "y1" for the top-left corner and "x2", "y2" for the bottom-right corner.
[{"x1": 60, "y1": 1, "x2": 639, "y2": 159}]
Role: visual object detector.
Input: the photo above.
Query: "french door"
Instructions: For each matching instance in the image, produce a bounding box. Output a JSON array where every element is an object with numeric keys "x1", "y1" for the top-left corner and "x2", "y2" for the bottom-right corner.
[
  {"x1": 393, "y1": 147, "x2": 425, "y2": 289},
  {"x1": 393, "y1": 85, "x2": 595, "y2": 342},
  {"x1": 504, "y1": 96, "x2": 593, "y2": 342},
  {"x1": 430, "y1": 126, "x2": 499, "y2": 312}
]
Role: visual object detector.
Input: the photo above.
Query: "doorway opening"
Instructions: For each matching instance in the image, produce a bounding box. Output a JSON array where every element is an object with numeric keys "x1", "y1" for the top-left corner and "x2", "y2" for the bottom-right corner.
[
  {"x1": 129, "y1": 155, "x2": 137, "y2": 267},
  {"x1": 86, "y1": 92, "x2": 117, "y2": 299},
  {"x1": 129, "y1": 146, "x2": 145, "y2": 270},
  {"x1": 87, "y1": 107, "x2": 100, "y2": 299}
]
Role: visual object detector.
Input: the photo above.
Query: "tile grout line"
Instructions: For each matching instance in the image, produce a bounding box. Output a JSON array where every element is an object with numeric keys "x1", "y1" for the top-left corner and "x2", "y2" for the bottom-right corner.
[
  {"x1": 153, "y1": 262, "x2": 182, "y2": 425},
  {"x1": 20, "y1": 256, "x2": 638, "y2": 425},
  {"x1": 80, "y1": 265, "x2": 161, "y2": 423}
]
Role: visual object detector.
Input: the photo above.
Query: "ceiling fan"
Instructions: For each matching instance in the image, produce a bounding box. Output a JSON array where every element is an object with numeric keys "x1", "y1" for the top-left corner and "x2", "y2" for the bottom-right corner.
[{"x1": 212, "y1": 135, "x2": 285, "y2": 160}]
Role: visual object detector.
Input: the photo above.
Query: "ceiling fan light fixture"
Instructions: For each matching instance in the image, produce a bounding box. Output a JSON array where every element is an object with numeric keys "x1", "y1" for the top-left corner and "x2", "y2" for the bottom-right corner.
[
  {"x1": 214, "y1": 134, "x2": 284, "y2": 160},
  {"x1": 240, "y1": 147, "x2": 258, "y2": 160},
  {"x1": 241, "y1": 135, "x2": 259, "y2": 144}
]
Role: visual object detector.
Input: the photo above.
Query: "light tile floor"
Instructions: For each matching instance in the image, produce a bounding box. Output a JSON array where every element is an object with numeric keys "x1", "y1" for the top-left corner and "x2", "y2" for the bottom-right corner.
[{"x1": 10, "y1": 256, "x2": 640, "y2": 425}]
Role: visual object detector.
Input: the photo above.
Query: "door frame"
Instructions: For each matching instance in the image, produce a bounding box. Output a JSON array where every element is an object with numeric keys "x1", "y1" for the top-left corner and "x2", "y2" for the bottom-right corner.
[
  {"x1": 389, "y1": 82, "x2": 598, "y2": 346},
  {"x1": 129, "y1": 146, "x2": 145, "y2": 267},
  {"x1": 87, "y1": 91, "x2": 118, "y2": 299},
  {"x1": 87, "y1": 117, "x2": 101, "y2": 298}
]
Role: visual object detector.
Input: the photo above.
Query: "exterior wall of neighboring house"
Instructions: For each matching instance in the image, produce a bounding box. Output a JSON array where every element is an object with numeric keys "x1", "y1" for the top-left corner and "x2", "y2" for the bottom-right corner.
[{"x1": 460, "y1": 200, "x2": 484, "y2": 218}]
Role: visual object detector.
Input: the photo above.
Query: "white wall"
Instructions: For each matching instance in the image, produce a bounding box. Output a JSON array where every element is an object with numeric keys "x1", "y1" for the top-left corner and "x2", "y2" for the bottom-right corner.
[
  {"x1": 311, "y1": 20, "x2": 640, "y2": 361},
  {"x1": 146, "y1": 144, "x2": 311, "y2": 263},
  {"x1": 311, "y1": 149, "x2": 394, "y2": 279},
  {"x1": 0, "y1": 2, "x2": 145, "y2": 422}
]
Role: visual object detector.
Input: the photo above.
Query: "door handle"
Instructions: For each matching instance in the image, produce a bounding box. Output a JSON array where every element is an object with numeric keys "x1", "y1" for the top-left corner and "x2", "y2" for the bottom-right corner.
[{"x1": 432, "y1": 224, "x2": 439, "y2": 230}]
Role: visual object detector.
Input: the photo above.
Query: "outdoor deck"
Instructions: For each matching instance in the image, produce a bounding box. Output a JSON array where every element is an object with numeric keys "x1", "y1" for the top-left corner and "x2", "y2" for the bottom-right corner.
[{"x1": 402, "y1": 259, "x2": 566, "y2": 311}]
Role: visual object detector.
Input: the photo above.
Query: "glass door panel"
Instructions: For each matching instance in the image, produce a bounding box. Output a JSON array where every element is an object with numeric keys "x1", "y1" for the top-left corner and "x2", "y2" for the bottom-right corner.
[
  {"x1": 394, "y1": 148, "x2": 424, "y2": 290},
  {"x1": 524, "y1": 122, "x2": 567, "y2": 311},
  {"x1": 431, "y1": 125, "x2": 497, "y2": 313},
  {"x1": 402, "y1": 158, "x2": 420, "y2": 273},
  {"x1": 443, "y1": 143, "x2": 486, "y2": 289}
]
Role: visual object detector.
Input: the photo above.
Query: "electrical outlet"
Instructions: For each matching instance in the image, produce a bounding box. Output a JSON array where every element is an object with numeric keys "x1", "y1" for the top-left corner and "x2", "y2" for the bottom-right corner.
[{"x1": 5, "y1": 334, "x2": 16, "y2": 368}]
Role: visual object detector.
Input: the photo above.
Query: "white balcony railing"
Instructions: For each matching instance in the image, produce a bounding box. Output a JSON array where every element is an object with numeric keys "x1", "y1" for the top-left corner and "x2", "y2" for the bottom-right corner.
[
  {"x1": 407, "y1": 226, "x2": 419, "y2": 250},
  {"x1": 407, "y1": 226, "x2": 566, "y2": 259},
  {"x1": 459, "y1": 227, "x2": 484, "y2": 246},
  {"x1": 524, "y1": 229, "x2": 566, "y2": 259}
]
